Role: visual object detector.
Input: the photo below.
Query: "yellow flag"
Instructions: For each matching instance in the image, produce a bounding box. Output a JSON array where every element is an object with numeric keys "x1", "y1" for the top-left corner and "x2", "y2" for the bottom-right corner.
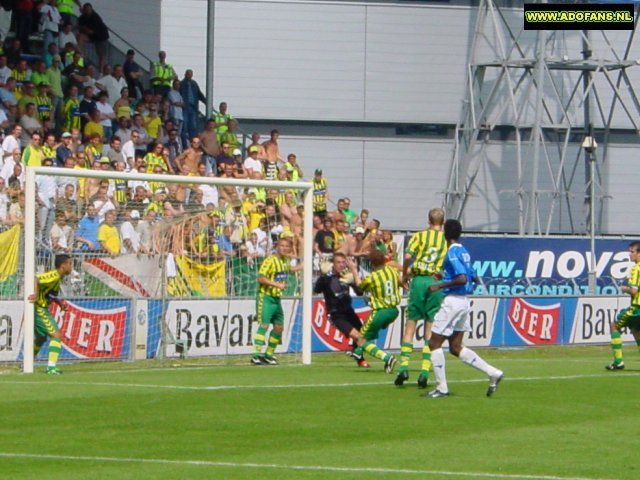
[
  {"x1": 0, "y1": 225, "x2": 20, "y2": 282},
  {"x1": 174, "y1": 256, "x2": 226, "y2": 297}
]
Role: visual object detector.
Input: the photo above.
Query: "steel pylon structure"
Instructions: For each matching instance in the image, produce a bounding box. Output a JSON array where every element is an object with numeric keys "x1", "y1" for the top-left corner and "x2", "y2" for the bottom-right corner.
[{"x1": 444, "y1": 0, "x2": 640, "y2": 234}]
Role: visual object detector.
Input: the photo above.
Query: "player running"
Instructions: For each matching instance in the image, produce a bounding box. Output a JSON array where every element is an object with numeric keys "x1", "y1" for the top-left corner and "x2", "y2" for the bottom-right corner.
[{"x1": 27, "y1": 254, "x2": 73, "y2": 375}]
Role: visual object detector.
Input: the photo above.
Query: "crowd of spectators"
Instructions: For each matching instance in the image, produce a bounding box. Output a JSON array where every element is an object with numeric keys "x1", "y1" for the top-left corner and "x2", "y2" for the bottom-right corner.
[{"x1": 0, "y1": 1, "x2": 397, "y2": 277}]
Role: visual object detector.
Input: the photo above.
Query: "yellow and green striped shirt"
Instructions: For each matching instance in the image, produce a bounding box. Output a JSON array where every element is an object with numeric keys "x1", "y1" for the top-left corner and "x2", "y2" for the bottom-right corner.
[
  {"x1": 359, "y1": 265, "x2": 401, "y2": 310},
  {"x1": 258, "y1": 254, "x2": 291, "y2": 298},
  {"x1": 35, "y1": 269, "x2": 61, "y2": 309},
  {"x1": 312, "y1": 177, "x2": 327, "y2": 212},
  {"x1": 405, "y1": 229, "x2": 447, "y2": 276},
  {"x1": 629, "y1": 262, "x2": 640, "y2": 305}
]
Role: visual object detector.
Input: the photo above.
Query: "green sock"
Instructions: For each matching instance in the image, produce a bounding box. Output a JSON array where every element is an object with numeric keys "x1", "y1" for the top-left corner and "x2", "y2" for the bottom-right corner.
[
  {"x1": 399, "y1": 341, "x2": 412, "y2": 372},
  {"x1": 253, "y1": 325, "x2": 268, "y2": 356},
  {"x1": 420, "y1": 345, "x2": 431, "y2": 377},
  {"x1": 363, "y1": 342, "x2": 389, "y2": 361},
  {"x1": 611, "y1": 330, "x2": 623, "y2": 364},
  {"x1": 265, "y1": 330, "x2": 282, "y2": 358}
]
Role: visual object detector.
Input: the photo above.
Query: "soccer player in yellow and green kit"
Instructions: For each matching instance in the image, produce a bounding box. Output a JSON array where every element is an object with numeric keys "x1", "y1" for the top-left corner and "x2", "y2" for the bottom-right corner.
[
  {"x1": 27, "y1": 254, "x2": 73, "y2": 375},
  {"x1": 353, "y1": 250, "x2": 400, "y2": 373},
  {"x1": 395, "y1": 207, "x2": 447, "y2": 388},
  {"x1": 606, "y1": 241, "x2": 640, "y2": 370},
  {"x1": 251, "y1": 238, "x2": 303, "y2": 365}
]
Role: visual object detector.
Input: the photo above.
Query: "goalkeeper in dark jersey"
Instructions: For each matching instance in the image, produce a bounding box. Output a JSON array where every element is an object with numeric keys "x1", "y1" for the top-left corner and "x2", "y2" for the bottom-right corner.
[
  {"x1": 314, "y1": 252, "x2": 397, "y2": 373},
  {"x1": 27, "y1": 254, "x2": 73, "y2": 375}
]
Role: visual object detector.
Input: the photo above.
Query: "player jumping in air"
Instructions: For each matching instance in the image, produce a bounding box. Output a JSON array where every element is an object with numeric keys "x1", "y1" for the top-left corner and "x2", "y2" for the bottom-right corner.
[{"x1": 27, "y1": 254, "x2": 73, "y2": 375}]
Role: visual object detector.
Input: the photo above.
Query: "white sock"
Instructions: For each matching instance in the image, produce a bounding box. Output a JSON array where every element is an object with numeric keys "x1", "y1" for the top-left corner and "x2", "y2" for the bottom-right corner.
[
  {"x1": 459, "y1": 347, "x2": 500, "y2": 378},
  {"x1": 431, "y1": 348, "x2": 448, "y2": 393}
]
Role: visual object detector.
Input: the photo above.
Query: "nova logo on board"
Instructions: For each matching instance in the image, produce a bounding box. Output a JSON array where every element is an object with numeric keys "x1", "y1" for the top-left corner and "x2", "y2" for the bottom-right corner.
[{"x1": 507, "y1": 298, "x2": 560, "y2": 345}]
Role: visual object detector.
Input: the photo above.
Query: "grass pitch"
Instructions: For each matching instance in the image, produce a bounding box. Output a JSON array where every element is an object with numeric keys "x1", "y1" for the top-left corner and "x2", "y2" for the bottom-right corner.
[{"x1": 0, "y1": 346, "x2": 638, "y2": 480}]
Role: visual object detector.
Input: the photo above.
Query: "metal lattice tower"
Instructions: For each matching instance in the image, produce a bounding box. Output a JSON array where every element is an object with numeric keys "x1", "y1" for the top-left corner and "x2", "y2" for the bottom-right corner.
[{"x1": 444, "y1": 0, "x2": 640, "y2": 234}]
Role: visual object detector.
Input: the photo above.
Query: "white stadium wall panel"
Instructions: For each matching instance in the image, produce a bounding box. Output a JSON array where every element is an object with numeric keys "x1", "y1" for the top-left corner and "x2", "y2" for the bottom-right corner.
[{"x1": 89, "y1": 0, "x2": 161, "y2": 61}]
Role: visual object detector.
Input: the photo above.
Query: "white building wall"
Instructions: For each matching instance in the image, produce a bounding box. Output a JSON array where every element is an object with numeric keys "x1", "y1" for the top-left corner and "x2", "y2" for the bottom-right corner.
[{"x1": 89, "y1": 0, "x2": 161, "y2": 61}]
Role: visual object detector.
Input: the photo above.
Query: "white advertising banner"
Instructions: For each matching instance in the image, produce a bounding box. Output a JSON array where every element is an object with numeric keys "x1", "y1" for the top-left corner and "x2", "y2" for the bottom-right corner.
[{"x1": 163, "y1": 299, "x2": 300, "y2": 357}]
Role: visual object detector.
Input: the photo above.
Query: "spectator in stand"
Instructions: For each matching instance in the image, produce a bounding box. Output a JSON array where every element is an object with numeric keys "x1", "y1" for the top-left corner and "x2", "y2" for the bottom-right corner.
[
  {"x1": 179, "y1": 69, "x2": 206, "y2": 146},
  {"x1": 314, "y1": 216, "x2": 335, "y2": 256},
  {"x1": 262, "y1": 129, "x2": 283, "y2": 163},
  {"x1": 312, "y1": 168, "x2": 328, "y2": 219},
  {"x1": 79, "y1": 85, "x2": 96, "y2": 123},
  {"x1": 83, "y1": 108, "x2": 104, "y2": 140},
  {"x1": 40, "y1": 0, "x2": 62, "y2": 56},
  {"x1": 75, "y1": 203, "x2": 99, "y2": 250},
  {"x1": 144, "y1": 103, "x2": 162, "y2": 141},
  {"x1": 112, "y1": 90, "x2": 131, "y2": 126},
  {"x1": 199, "y1": 118, "x2": 219, "y2": 175},
  {"x1": 123, "y1": 49, "x2": 143, "y2": 100},
  {"x1": 84, "y1": 132, "x2": 102, "y2": 164},
  {"x1": 46, "y1": 55, "x2": 63, "y2": 125},
  {"x1": 96, "y1": 64, "x2": 127, "y2": 108},
  {"x1": 36, "y1": 158, "x2": 57, "y2": 241},
  {"x1": 338, "y1": 197, "x2": 357, "y2": 228},
  {"x1": 247, "y1": 132, "x2": 267, "y2": 160},
  {"x1": 97, "y1": 208, "x2": 119, "y2": 256},
  {"x1": 12, "y1": 59, "x2": 31, "y2": 101},
  {"x1": 0, "y1": 177, "x2": 8, "y2": 226},
  {"x1": 21, "y1": 130, "x2": 43, "y2": 165},
  {"x1": 29, "y1": 60, "x2": 49, "y2": 87},
  {"x1": 128, "y1": 184, "x2": 150, "y2": 215},
  {"x1": 0, "y1": 77, "x2": 19, "y2": 115},
  {"x1": 144, "y1": 141, "x2": 171, "y2": 173},
  {"x1": 284, "y1": 153, "x2": 303, "y2": 182},
  {"x1": 62, "y1": 84, "x2": 80, "y2": 133},
  {"x1": 92, "y1": 181, "x2": 116, "y2": 221},
  {"x1": 14, "y1": 0, "x2": 35, "y2": 52},
  {"x1": 164, "y1": 128, "x2": 183, "y2": 173},
  {"x1": 58, "y1": 22, "x2": 77, "y2": 50},
  {"x1": 243, "y1": 145, "x2": 262, "y2": 177},
  {"x1": 131, "y1": 114, "x2": 152, "y2": 155},
  {"x1": 55, "y1": 182, "x2": 78, "y2": 223},
  {"x1": 50, "y1": 211, "x2": 73, "y2": 252},
  {"x1": 0, "y1": 56, "x2": 11, "y2": 87},
  {"x1": 17, "y1": 82, "x2": 36, "y2": 117},
  {"x1": 7, "y1": 191, "x2": 25, "y2": 226},
  {"x1": 1, "y1": 151, "x2": 23, "y2": 185},
  {"x1": 243, "y1": 231, "x2": 267, "y2": 263},
  {"x1": 63, "y1": 51, "x2": 89, "y2": 90},
  {"x1": 167, "y1": 79, "x2": 184, "y2": 136},
  {"x1": 34, "y1": 82, "x2": 53, "y2": 124},
  {"x1": 95, "y1": 90, "x2": 114, "y2": 138},
  {"x1": 54, "y1": 157, "x2": 78, "y2": 199},
  {"x1": 105, "y1": 135, "x2": 124, "y2": 165},
  {"x1": 114, "y1": 115, "x2": 131, "y2": 140},
  {"x1": 150, "y1": 51, "x2": 176, "y2": 97},
  {"x1": 211, "y1": 101, "x2": 232, "y2": 142},
  {"x1": 1, "y1": 125, "x2": 21, "y2": 165},
  {"x1": 214, "y1": 141, "x2": 234, "y2": 176},
  {"x1": 77, "y1": 3, "x2": 110, "y2": 71},
  {"x1": 5, "y1": 39, "x2": 23, "y2": 69},
  {"x1": 58, "y1": 0, "x2": 81, "y2": 27},
  {"x1": 41, "y1": 132, "x2": 58, "y2": 160},
  {"x1": 56, "y1": 131, "x2": 73, "y2": 166},
  {"x1": 42, "y1": 42, "x2": 59, "y2": 68},
  {"x1": 120, "y1": 209, "x2": 145, "y2": 254}
]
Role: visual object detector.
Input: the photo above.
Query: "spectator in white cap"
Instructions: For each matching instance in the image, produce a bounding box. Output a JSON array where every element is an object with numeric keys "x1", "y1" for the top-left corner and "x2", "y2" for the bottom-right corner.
[{"x1": 120, "y1": 209, "x2": 145, "y2": 254}]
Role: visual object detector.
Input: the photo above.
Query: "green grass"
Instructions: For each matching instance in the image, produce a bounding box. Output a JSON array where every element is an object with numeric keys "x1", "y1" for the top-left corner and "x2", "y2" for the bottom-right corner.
[{"x1": 1, "y1": 346, "x2": 639, "y2": 480}]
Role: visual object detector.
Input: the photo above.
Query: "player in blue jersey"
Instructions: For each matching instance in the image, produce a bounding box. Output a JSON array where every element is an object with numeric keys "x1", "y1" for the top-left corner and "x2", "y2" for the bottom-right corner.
[{"x1": 422, "y1": 219, "x2": 504, "y2": 398}]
